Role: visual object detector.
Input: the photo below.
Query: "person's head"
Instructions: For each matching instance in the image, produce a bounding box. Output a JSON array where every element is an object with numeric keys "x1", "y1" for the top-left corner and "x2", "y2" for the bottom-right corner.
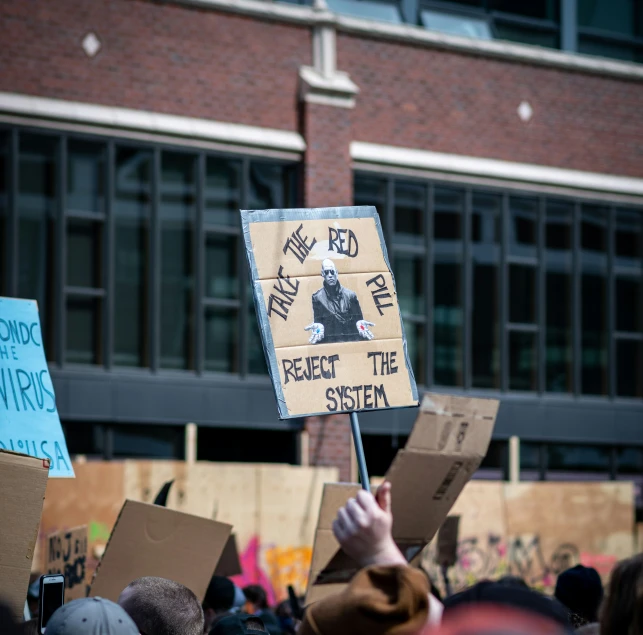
[
  {"x1": 554, "y1": 565, "x2": 603, "y2": 625},
  {"x1": 498, "y1": 575, "x2": 530, "y2": 590},
  {"x1": 118, "y1": 576, "x2": 204, "y2": 635},
  {"x1": 203, "y1": 576, "x2": 245, "y2": 633},
  {"x1": 45, "y1": 597, "x2": 138, "y2": 635},
  {"x1": 243, "y1": 585, "x2": 268, "y2": 613},
  {"x1": 321, "y1": 259, "x2": 338, "y2": 287},
  {"x1": 599, "y1": 553, "x2": 643, "y2": 635},
  {"x1": 211, "y1": 613, "x2": 268, "y2": 635}
]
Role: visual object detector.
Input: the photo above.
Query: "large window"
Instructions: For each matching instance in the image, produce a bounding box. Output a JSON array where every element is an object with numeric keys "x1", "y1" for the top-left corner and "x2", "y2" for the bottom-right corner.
[
  {"x1": 354, "y1": 172, "x2": 643, "y2": 398},
  {"x1": 2, "y1": 125, "x2": 299, "y2": 376}
]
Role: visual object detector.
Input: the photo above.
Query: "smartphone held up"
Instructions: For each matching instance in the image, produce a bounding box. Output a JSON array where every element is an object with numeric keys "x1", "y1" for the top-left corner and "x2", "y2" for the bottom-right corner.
[{"x1": 39, "y1": 574, "x2": 64, "y2": 634}]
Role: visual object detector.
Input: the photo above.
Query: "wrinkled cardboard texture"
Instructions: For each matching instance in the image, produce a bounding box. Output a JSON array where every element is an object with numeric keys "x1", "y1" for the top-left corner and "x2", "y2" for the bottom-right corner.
[
  {"x1": 305, "y1": 483, "x2": 361, "y2": 606},
  {"x1": 90, "y1": 500, "x2": 232, "y2": 602},
  {"x1": 435, "y1": 516, "x2": 460, "y2": 568},
  {"x1": 0, "y1": 450, "x2": 49, "y2": 618},
  {"x1": 243, "y1": 210, "x2": 418, "y2": 418},
  {"x1": 314, "y1": 393, "x2": 498, "y2": 586},
  {"x1": 46, "y1": 525, "x2": 88, "y2": 602},
  {"x1": 214, "y1": 534, "x2": 242, "y2": 577}
]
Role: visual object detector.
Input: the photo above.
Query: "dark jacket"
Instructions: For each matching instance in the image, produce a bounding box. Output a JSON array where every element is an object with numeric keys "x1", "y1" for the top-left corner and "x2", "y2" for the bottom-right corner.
[{"x1": 312, "y1": 282, "x2": 364, "y2": 343}]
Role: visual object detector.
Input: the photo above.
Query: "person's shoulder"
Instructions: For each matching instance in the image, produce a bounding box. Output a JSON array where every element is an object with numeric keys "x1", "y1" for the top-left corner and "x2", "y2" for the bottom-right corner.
[
  {"x1": 343, "y1": 287, "x2": 358, "y2": 300},
  {"x1": 312, "y1": 288, "x2": 325, "y2": 301}
]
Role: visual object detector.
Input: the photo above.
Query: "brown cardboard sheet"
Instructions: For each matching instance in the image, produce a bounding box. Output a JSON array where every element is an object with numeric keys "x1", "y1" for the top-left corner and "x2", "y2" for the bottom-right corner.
[
  {"x1": 314, "y1": 393, "x2": 498, "y2": 585},
  {"x1": 90, "y1": 500, "x2": 232, "y2": 602},
  {"x1": 0, "y1": 450, "x2": 49, "y2": 618},
  {"x1": 242, "y1": 208, "x2": 419, "y2": 419},
  {"x1": 214, "y1": 534, "x2": 242, "y2": 577},
  {"x1": 46, "y1": 525, "x2": 88, "y2": 601}
]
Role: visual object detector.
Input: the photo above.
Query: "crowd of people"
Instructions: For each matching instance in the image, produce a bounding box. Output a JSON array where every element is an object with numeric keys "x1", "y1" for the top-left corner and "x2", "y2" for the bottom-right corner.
[{"x1": 1, "y1": 481, "x2": 641, "y2": 635}]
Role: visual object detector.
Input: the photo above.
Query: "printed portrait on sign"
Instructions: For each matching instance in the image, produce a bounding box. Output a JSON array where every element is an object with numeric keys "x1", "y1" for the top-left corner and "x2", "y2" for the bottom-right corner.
[{"x1": 241, "y1": 206, "x2": 419, "y2": 419}]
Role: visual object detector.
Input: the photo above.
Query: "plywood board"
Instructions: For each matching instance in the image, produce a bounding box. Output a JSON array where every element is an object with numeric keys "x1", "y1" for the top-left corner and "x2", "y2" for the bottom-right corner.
[{"x1": 241, "y1": 207, "x2": 419, "y2": 419}]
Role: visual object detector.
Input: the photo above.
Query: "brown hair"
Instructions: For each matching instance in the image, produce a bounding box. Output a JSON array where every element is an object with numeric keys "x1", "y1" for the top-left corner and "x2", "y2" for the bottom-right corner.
[{"x1": 600, "y1": 553, "x2": 643, "y2": 635}]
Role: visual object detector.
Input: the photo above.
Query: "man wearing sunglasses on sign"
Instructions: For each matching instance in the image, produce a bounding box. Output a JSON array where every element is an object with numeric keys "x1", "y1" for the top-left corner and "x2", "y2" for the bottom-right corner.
[{"x1": 305, "y1": 259, "x2": 375, "y2": 344}]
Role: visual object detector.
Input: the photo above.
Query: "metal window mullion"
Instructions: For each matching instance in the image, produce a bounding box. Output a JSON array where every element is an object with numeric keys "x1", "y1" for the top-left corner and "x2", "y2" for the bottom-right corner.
[
  {"x1": 425, "y1": 182, "x2": 434, "y2": 388},
  {"x1": 64, "y1": 286, "x2": 106, "y2": 297},
  {"x1": 239, "y1": 157, "x2": 250, "y2": 376},
  {"x1": 573, "y1": 201, "x2": 581, "y2": 395},
  {"x1": 195, "y1": 152, "x2": 205, "y2": 375},
  {"x1": 105, "y1": 141, "x2": 114, "y2": 370},
  {"x1": 608, "y1": 205, "x2": 616, "y2": 398},
  {"x1": 463, "y1": 187, "x2": 472, "y2": 390},
  {"x1": 538, "y1": 196, "x2": 546, "y2": 394},
  {"x1": 203, "y1": 298, "x2": 242, "y2": 310},
  {"x1": 561, "y1": 0, "x2": 578, "y2": 51},
  {"x1": 56, "y1": 135, "x2": 67, "y2": 367},
  {"x1": 386, "y1": 178, "x2": 394, "y2": 244},
  {"x1": 8, "y1": 128, "x2": 18, "y2": 296},
  {"x1": 150, "y1": 147, "x2": 161, "y2": 371},
  {"x1": 500, "y1": 193, "x2": 509, "y2": 392}
]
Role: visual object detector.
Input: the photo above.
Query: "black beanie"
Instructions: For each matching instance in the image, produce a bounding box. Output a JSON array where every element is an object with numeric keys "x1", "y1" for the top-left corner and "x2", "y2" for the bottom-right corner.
[
  {"x1": 204, "y1": 576, "x2": 236, "y2": 612},
  {"x1": 554, "y1": 565, "x2": 603, "y2": 623}
]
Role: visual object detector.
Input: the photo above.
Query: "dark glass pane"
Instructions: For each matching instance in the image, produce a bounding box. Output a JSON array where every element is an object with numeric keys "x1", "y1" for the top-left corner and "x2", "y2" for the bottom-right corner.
[
  {"x1": 581, "y1": 204, "x2": 609, "y2": 254},
  {"x1": 205, "y1": 234, "x2": 239, "y2": 299},
  {"x1": 491, "y1": 0, "x2": 559, "y2": 20},
  {"x1": 114, "y1": 147, "x2": 151, "y2": 367},
  {"x1": 616, "y1": 277, "x2": 641, "y2": 333},
  {"x1": 617, "y1": 447, "x2": 643, "y2": 474},
  {"x1": 67, "y1": 140, "x2": 104, "y2": 214},
  {"x1": 578, "y1": 38, "x2": 642, "y2": 62},
  {"x1": 545, "y1": 201, "x2": 573, "y2": 393},
  {"x1": 494, "y1": 22, "x2": 559, "y2": 47},
  {"x1": 472, "y1": 192, "x2": 501, "y2": 389},
  {"x1": 404, "y1": 320, "x2": 425, "y2": 386},
  {"x1": 394, "y1": 253, "x2": 424, "y2": 316},
  {"x1": 394, "y1": 181, "x2": 424, "y2": 247},
  {"x1": 509, "y1": 264, "x2": 536, "y2": 324},
  {"x1": 520, "y1": 442, "x2": 541, "y2": 470},
  {"x1": 66, "y1": 296, "x2": 101, "y2": 365},
  {"x1": 204, "y1": 307, "x2": 239, "y2": 373},
  {"x1": 354, "y1": 174, "x2": 387, "y2": 221},
  {"x1": 0, "y1": 132, "x2": 7, "y2": 296},
  {"x1": 546, "y1": 272, "x2": 573, "y2": 392},
  {"x1": 547, "y1": 444, "x2": 610, "y2": 472},
  {"x1": 160, "y1": 152, "x2": 196, "y2": 370},
  {"x1": 578, "y1": 0, "x2": 636, "y2": 37},
  {"x1": 581, "y1": 273, "x2": 608, "y2": 395},
  {"x1": 480, "y1": 440, "x2": 507, "y2": 470},
  {"x1": 509, "y1": 330, "x2": 537, "y2": 391},
  {"x1": 205, "y1": 157, "x2": 241, "y2": 227},
  {"x1": 434, "y1": 263, "x2": 463, "y2": 386},
  {"x1": 67, "y1": 219, "x2": 102, "y2": 288},
  {"x1": 111, "y1": 425, "x2": 185, "y2": 459},
  {"x1": 18, "y1": 133, "x2": 57, "y2": 361},
  {"x1": 581, "y1": 205, "x2": 608, "y2": 395},
  {"x1": 248, "y1": 301, "x2": 268, "y2": 375},
  {"x1": 508, "y1": 197, "x2": 538, "y2": 258},
  {"x1": 434, "y1": 187, "x2": 463, "y2": 240},
  {"x1": 617, "y1": 339, "x2": 643, "y2": 398},
  {"x1": 248, "y1": 162, "x2": 293, "y2": 210},
  {"x1": 615, "y1": 208, "x2": 643, "y2": 268}
]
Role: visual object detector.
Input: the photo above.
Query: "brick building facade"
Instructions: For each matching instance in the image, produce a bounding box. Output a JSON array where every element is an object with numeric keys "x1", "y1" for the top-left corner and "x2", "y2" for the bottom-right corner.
[{"x1": 1, "y1": 0, "x2": 642, "y2": 482}]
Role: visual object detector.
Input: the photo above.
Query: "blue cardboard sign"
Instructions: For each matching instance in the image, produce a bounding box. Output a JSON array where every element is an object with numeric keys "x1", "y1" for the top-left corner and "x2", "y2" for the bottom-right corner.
[{"x1": 0, "y1": 297, "x2": 74, "y2": 477}]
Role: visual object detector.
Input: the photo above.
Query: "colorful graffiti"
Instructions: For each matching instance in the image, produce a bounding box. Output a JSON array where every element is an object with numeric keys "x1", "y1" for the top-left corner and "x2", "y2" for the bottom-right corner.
[
  {"x1": 421, "y1": 534, "x2": 591, "y2": 594},
  {"x1": 231, "y1": 536, "x2": 312, "y2": 605}
]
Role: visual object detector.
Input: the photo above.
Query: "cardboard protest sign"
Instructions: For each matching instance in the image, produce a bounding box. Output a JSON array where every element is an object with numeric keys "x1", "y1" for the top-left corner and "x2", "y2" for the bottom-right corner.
[
  {"x1": 314, "y1": 393, "x2": 498, "y2": 585},
  {"x1": 46, "y1": 526, "x2": 88, "y2": 602},
  {"x1": 0, "y1": 450, "x2": 50, "y2": 618},
  {"x1": 90, "y1": 500, "x2": 232, "y2": 602},
  {"x1": 0, "y1": 298, "x2": 73, "y2": 477},
  {"x1": 241, "y1": 207, "x2": 419, "y2": 419},
  {"x1": 214, "y1": 534, "x2": 242, "y2": 577}
]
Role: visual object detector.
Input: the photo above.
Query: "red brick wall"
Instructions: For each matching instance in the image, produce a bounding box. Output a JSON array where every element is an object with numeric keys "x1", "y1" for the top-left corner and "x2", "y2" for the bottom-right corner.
[
  {"x1": 302, "y1": 101, "x2": 354, "y2": 207},
  {"x1": 0, "y1": 0, "x2": 310, "y2": 132},
  {"x1": 305, "y1": 414, "x2": 352, "y2": 482},
  {"x1": 339, "y1": 34, "x2": 643, "y2": 178}
]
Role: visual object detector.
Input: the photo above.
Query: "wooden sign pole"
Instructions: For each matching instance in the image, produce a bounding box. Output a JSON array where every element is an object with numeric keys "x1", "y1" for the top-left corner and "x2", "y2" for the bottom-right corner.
[{"x1": 349, "y1": 411, "x2": 370, "y2": 490}]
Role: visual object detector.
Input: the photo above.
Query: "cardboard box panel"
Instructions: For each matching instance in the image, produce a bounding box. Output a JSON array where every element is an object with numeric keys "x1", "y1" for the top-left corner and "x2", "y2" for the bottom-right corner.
[
  {"x1": 46, "y1": 525, "x2": 88, "y2": 602},
  {"x1": 90, "y1": 500, "x2": 232, "y2": 602},
  {"x1": 0, "y1": 450, "x2": 49, "y2": 618}
]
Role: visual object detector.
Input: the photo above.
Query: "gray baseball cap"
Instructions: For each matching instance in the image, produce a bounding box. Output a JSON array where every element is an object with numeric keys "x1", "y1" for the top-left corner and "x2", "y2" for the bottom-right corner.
[{"x1": 45, "y1": 597, "x2": 139, "y2": 635}]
